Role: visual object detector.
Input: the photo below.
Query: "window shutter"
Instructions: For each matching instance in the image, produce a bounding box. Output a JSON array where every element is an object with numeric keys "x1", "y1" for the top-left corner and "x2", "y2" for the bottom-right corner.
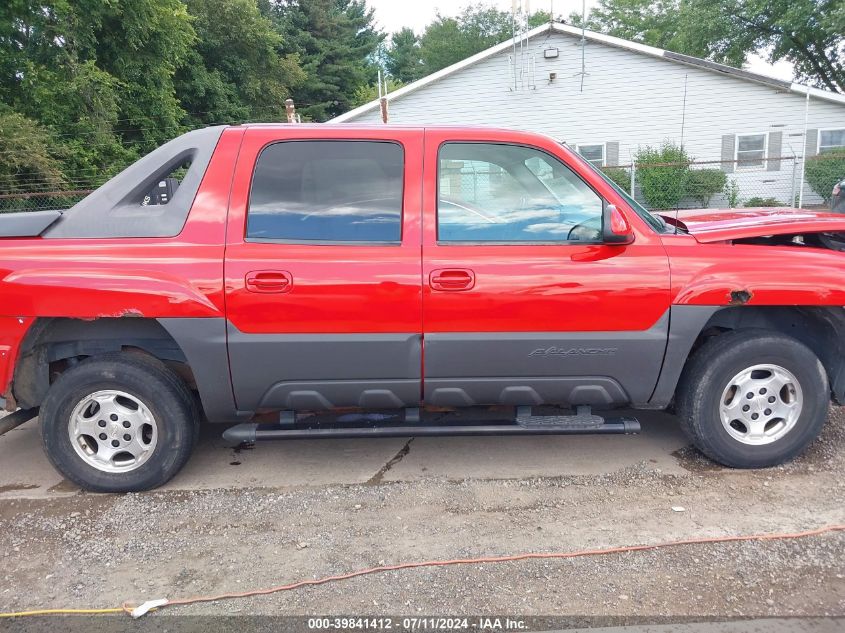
[
  {"x1": 721, "y1": 135, "x2": 736, "y2": 173},
  {"x1": 605, "y1": 142, "x2": 620, "y2": 167},
  {"x1": 805, "y1": 129, "x2": 818, "y2": 157},
  {"x1": 767, "y1": 131, "x2": 782, "y2": 171}
]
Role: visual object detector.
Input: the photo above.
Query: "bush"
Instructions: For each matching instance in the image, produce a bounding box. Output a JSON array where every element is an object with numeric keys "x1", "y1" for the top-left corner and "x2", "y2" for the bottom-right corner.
[
  {"x1": 601, "y1": 167, "x2": 631, "y2": 194},
  {"x1": 686, "y1": 168, "x2": 727, "y2": 207},
  {"x1": 804, "y1": 151, "x2": 845, "y2": 204},
  {"x1": 634, "y1": 141, "x2": 691, "y2": 209},
  {"x1": 724, "y1": 178, "x2": 740, "y2": 208},
  {"x1": 744, "y1": 197, "x2": 782, "y2": 207}
]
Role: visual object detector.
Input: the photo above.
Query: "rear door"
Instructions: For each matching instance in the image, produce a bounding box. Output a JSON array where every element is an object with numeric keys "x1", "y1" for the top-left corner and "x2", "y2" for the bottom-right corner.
[
  {"x1": 421, "y1": 129, "x2": 671, "y2": 408},
  {"x1": 224, "y1": 127, "x2": 423, "y2": 413}
]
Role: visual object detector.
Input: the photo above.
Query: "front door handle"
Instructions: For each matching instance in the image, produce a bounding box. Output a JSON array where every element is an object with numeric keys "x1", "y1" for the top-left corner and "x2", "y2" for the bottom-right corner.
[
  {"x1": 430, "y1": 268, "x2": 475, "y2": 291},
  {"x1": 245, "y1": 270, "x2": 293, "y2": 294}
]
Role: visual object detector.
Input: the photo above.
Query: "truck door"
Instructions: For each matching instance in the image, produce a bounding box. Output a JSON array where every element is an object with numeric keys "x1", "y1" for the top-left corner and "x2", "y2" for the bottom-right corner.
[
  {"x1": 224, "y1": 127, "x2": 423, "y2": 413},
  {"x1": 421, "y1": 128, "x2": 671, "y2": 408}
]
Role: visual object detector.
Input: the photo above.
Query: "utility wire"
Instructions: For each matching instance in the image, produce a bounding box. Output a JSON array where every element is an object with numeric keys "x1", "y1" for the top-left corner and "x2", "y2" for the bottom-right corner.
[{"x1": 0, "y1": 523, "x2": 843, "y2": 619}]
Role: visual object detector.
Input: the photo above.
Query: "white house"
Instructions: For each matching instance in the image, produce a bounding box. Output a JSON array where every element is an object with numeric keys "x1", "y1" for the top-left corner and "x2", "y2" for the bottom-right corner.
[{"x1": 332, "y1": 22, "x2": 845, "y2": 208}]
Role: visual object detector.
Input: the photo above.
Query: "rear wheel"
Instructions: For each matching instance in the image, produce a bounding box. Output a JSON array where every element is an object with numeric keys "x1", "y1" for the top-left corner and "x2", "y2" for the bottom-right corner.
[
  {"x1": 676, "y1": 329, "x2": 829, "y2": 468},
  {"x1": 40, "y1": 353, "x2": 198, "y2": 492}
]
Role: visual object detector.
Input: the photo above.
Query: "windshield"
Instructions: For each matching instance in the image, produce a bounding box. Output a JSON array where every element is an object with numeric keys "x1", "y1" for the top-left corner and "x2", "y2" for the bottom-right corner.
[{"x1": 561, "y1": 144, "x2": 670, "y2": 233}]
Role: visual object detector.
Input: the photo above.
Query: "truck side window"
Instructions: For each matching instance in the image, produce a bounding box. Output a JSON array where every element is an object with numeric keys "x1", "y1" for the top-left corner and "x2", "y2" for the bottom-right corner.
[
  {"x1": 248, "y1": 140, "x2": 404, "y2": 243},
  {"x1": 438, "y1": 142, "x2": 603, "y2": 243}
]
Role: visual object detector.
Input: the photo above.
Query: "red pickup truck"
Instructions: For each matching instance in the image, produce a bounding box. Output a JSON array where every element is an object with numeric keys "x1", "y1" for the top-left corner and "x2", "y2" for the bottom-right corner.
[{"x1": 1, "y1": 125, "x2": 844, "y2": 492}]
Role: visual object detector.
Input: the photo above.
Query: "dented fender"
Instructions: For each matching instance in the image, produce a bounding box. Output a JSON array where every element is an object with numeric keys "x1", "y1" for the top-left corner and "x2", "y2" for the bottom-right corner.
[
  {"x1": 1, "y1": 267, "x2": 222, "y2": 318},
  {"x1": 663, "y1": 237, "x2": 845, "y2": 307}
]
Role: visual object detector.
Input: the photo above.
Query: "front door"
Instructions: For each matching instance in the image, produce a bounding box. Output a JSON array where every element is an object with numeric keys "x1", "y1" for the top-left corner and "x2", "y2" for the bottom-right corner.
[
  {"x1": 224, "y1": 127, "x2": 423, "y2": 413},
  {"x1": 421, "y1": 129, "x2": 671, "y2": 408}
]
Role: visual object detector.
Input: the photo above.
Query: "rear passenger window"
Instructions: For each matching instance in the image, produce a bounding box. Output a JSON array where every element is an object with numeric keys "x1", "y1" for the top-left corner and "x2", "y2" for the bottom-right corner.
[{"x1": 248, "y1": 141, "x2": 404, "y2": 243}]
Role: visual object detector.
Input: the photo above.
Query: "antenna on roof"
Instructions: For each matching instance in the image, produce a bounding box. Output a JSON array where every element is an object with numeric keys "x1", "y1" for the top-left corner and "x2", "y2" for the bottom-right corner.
[
  {"x1": 680, "y1": 73, "x2": 688, "y2": 149},
  {"x1": 511, "y1": 0, "x2": 518, "y2": 91},
  {"x1": 573, "y1": 0, "x2": 589, "y2": 92},
  {"x1": 377, "y1": 70, "x2": 389, "y2": 124}
]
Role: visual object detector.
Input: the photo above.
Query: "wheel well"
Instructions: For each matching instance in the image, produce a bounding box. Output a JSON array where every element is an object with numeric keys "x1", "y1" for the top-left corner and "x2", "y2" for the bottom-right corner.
[
  {"x1": 688, "y1": 306, "x2": 845, "y2": 404},
  {"x1": 12, "y1": 317, "x2": 197, "y2": 409}
]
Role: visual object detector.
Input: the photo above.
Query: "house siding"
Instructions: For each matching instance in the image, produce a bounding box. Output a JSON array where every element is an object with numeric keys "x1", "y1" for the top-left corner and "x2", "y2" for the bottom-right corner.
[{"x1": 345, "y1": 31, "x2": 845, "y2": 207}]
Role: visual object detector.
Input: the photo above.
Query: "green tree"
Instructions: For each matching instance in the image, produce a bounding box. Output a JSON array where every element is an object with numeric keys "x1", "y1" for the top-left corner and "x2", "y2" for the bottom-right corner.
[
  {"x1": 384, "y1": 27, "x2": 423, "y2": 83},
  {"x1": 417, "y1": 5, "x2": 552, "y2": 75},
  {"x1": 0, "y1": 110, "x2": 65, "y2": 194},
  {"x1": 176, "y1": 0, "x2": 305, "y2": 127},
  {"x1": 0, "y1": 0, "x2": 195, "y2": 182},
  {"x1": 351, "y1": 76, "x2": 404, "y2": 108},
  {"x1": 269, "y1": 0, "x2": 384, "y2": 121},
  {"x1": 576, "y1": 0, "x2": 845, "y2": 92}
]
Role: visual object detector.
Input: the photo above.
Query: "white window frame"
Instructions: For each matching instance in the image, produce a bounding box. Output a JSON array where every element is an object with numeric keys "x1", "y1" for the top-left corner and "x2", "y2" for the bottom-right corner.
[
  {"x1": 818, "y1": 128, "x2": 845, "y2": 153},
  {"x1": 576, "y1": 143, "x2": 606, "y2": 167},
  {"x1": 735, "y1": 133, "x2": 768, "y2": 171}
]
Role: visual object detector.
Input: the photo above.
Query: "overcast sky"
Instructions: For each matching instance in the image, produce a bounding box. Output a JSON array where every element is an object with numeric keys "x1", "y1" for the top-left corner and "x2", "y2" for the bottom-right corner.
[{"x1": 365, "y1": 0, "x2": 795, "y2": 82}]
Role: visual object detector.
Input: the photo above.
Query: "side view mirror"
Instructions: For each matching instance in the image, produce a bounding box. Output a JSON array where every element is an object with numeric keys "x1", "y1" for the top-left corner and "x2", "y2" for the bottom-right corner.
[{"x1": 603, "y1": 204, "x2": 634, "y2": 244}]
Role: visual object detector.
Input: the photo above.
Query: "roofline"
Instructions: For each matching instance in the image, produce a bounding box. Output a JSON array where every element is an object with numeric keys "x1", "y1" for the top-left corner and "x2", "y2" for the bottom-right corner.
[
  {"x1": 330, "y1": 21, "x2": 845, "y2": 122},
  {"x1": 331, "y1": 22, "x2": 553, "y2": 122}
]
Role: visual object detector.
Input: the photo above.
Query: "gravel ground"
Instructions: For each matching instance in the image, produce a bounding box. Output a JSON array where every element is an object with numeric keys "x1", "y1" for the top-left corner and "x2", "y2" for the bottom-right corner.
[{"x1": 0, "y1": 407, "x2": 844, "y2": 622}]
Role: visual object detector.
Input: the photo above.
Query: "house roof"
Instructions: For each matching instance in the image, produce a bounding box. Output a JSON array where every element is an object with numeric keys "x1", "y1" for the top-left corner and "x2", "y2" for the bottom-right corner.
[{"x1": 330, "y1": 22, "x2": 845, "y2": 122}]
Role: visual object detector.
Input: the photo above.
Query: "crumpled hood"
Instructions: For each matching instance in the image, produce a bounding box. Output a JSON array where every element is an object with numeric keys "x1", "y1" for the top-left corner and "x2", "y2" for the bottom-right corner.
[{"x1": 658, "y1": 207, "x2": 845, "y2": 242}]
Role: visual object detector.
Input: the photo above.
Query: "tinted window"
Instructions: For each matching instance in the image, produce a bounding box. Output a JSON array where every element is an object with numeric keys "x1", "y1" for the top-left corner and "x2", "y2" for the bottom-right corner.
[
  {"x1": 438, "y1": 143, "x2": 603, "y2": 243},
  {"x1": 248, "y1": 141, "x2": 403, "y2": 242}
]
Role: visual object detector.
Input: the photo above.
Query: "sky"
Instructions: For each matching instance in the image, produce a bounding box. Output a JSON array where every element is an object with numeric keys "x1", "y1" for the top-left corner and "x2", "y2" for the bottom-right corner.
[{"x1": 365, "y1": 0, "x2": 796, "y2": 83}]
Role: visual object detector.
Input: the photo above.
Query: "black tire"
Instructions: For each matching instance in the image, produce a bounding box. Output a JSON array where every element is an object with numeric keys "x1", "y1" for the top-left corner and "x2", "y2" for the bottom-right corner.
[
  {"x1": 40, "y1": 353, "x2": 199, "y2": 492},
  {"x1": 676, "y1": 329, "x2": 829, "y2": 468}
]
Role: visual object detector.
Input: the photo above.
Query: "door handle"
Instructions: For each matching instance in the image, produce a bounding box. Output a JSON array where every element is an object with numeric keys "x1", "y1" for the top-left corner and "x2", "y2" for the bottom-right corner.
[
  {"x1": 430, "y1": 268, "x2": 475, "y2": 291},
  {"x1": 245, "y1": 270, "x2": 293, "y2": 294}
]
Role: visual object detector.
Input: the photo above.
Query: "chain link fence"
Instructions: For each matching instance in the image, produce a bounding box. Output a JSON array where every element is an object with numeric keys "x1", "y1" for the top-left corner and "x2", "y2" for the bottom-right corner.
[
  {"x1": 1, "y1": 144, "x2": 844, "y2": 216},
  {"x1": 602, "y1": 152, "x2": 845, "y2": 212}
]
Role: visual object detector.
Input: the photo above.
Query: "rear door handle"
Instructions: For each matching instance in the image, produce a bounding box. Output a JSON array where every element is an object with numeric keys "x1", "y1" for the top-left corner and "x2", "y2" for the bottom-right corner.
[
  {"x1": 430, "y1": 268, "x2": 475, "y2": 291},
  {"x1": 245, "y1": 270, "x2": 293, "y2": 294}
]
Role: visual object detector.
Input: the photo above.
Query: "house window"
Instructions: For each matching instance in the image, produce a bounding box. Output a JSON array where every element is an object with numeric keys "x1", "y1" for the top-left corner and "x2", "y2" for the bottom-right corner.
[
  {"x1": 736, "y1": 133, "x2": 767, "y2": 169},
  {"x1": 577, "y1": 144, "x2": 605, "y2": 167},
  {"x1": 819, "y1": 129, "x2": 845, "y2": 153}
]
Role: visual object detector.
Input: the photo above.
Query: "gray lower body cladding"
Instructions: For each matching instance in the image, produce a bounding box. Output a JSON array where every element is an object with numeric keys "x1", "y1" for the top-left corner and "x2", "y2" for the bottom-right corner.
[
  {"x1": 160, "y1": 308, "x2": 731, "y2": 420},
  {"x1": 226, "y1": 326, "x2": 422, "y2": 412},
  {"x1": 423, "y1": 311, "x2": 671, "y2": 407}
]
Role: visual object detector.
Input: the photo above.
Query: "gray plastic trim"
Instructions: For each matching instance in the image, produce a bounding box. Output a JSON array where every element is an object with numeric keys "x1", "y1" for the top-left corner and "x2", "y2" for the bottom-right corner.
[
  {"x1": 0, "y1": 209, "x2": 63, "y2": 238},
  {"x1": 425, "y1": 376, "x2": 628, "y2": 408},
  {"x1": 259, "y1": 379, "x2": 420, "y2": 410},
  {"x1": 424, "y1": 311, "x2": 670, "y2": 406},
  {"x1": 227, "y1": 326, "x2": 422, "y2": 411},
  {"x1": 648, "y1": 305, "x2": 722, "y2": 407},
  {"x1": 157, "y1": 317, "x2": 246, "y2": 423},
  {"x1": 45, "y1": 126, "x2": 226, "y2": 238}
]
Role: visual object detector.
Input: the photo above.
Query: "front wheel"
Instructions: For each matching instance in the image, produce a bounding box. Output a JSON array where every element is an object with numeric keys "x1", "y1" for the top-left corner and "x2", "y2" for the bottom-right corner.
[
  {"x1": 40, "y1": 353, "x2": 199, "y2": 492},
  {"x1": 676, "y1": 329, "x2": 829, "y2": 468}
]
